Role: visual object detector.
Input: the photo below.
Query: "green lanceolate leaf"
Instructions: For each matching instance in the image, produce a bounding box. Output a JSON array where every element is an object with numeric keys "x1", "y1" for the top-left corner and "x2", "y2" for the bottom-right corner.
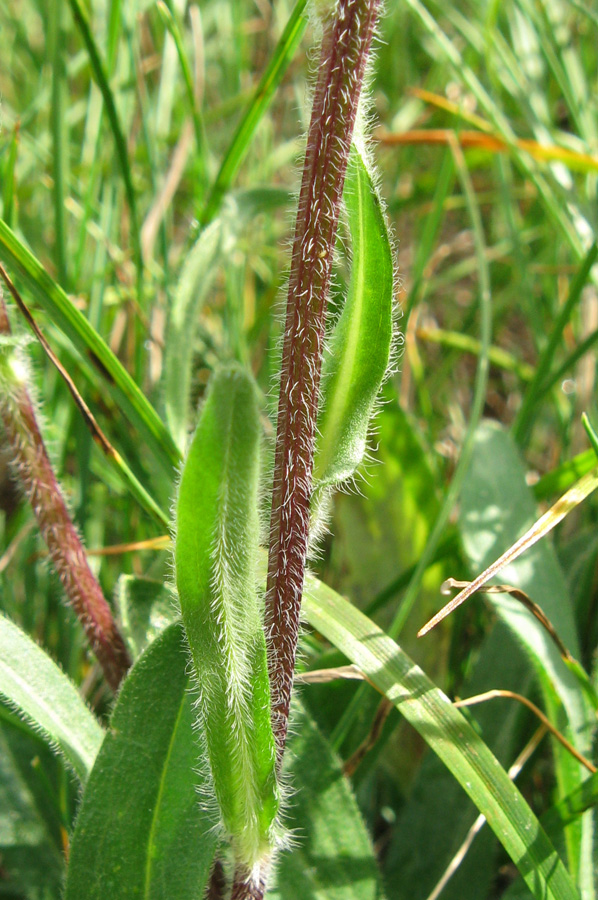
[
  {"x1": 65, "y1": 623, "x2": 217, "y2": 900},
  {"x1": 175, "y1": 364, "x2": 279, "y2": 870},
  {"x1": 313, "y1": 144, "x2": 393, "y2": 493},
  {"x1": 301, "y1": 575, "x2": 581, "y2": 900},
  {"x1": 163, "y1": 220, "x2": 222, "y2": 452},
  {"x1": 0, "y1": 613, "x2": 103, "y2": 782}
]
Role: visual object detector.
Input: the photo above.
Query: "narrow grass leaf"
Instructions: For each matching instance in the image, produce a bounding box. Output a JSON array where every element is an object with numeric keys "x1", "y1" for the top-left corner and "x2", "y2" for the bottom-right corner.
[
  {"x1": 64, "y1": 623, "x2": 216, "y2": 900},
  {"x1": 301, "y1": 575, "x2": 581, "y2": 900},
  {"x1": 455, "y1": 422, "x2": 596, "y2": 876},
  {"x1": 65, "y1": 0, "x2": 143, "y2": 292},
  {"x1": 313, "y1": 145, "x2": 393, "y2": 493},
  {"x1": 156, "y1": 1, "x2": 208, "y2": 176},
  {"x1": 163, "y1": 220, "x2": 222, "y2": 452},
  {"x1": 175, "y1": 364, "x2": 279, "y2": 870},
  {"x1": 0, "y1": 219, "x2": 179, "y2": 472},
  {"x1": 201, "y1": 0, "x2": 309, "y2": 224},
  {"x1": 2, "y1": 125, "x2": 19, "y2": 229},
  {"x1": 0, "y1": 613, "x2": 103, "y2": 782}
]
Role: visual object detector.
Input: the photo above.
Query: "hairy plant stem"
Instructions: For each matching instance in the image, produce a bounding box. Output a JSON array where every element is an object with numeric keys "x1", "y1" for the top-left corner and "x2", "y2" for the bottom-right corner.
[
  {"x1": 229, "y1": 865, "x2": 269, "y2": 900},
  {"x1": 265, "y1": 0, "x2": 381, "y2": 765},
  {"x1": 0, "y1": 295, "x2": 131, "y2": 691}
]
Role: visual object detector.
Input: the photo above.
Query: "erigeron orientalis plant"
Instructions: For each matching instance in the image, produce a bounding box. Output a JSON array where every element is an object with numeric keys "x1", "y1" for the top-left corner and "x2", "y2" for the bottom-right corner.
[{"x1": 0, "y1": 1, "x2": 596, "y2": 899}]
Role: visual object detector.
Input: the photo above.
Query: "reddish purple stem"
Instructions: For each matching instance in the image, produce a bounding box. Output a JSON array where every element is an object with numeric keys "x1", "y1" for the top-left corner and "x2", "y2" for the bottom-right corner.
[
  {"x1": 0, "y1": 297, "x2": 131, "y2": 691},
  {"x1": 265, "y1": 0, "x2": 381, "y2": 764}
]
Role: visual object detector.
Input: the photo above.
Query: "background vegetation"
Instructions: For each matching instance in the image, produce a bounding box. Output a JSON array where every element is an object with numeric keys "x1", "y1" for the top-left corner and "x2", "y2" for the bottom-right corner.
[{"x1": 0, "y1": 0, "x2": 597, "y2": 897}]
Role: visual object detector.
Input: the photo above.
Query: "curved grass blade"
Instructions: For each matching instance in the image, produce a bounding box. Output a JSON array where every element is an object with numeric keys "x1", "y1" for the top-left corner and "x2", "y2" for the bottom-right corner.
[
  {"x1": 201, "y1": 0, "x2": 309, "y2": 224},
  {"x1": 156, "y1": 1, "x2": 209, "y2": 179},
  {"x1": 303, "y1": 576, "x2": 579, "y2": 900},
  {"x1": 175, "y1": 364, "x2": 279, "y2": 873},
  {"x1": 0, "y1": 220, "x2": 179, "y2": 473},
  {"x1": 163, "y1": 219, "x2": 222, "y2": 452},
  {"x1": 65, "y1": 0, "x2": 143, "y2": 296},
  {"x1": 0, "y1": 262, "x2": 169, "y2": 527},
  {"x1": 313, "y1": 144, "x2": 393, "y2": 493},
  {"x1": 454, "y1": 422, "x2": 596, "y2": 879},
  {"x1": 0, "y1": 613, "x2": 103, "y2": 783},
  {"x1": 301, "y1": 575, "x2": 580, "y2": 900},
  {"x1": 64, "y1": 623, "x2": 217, "y2": 900},
  {"x1": 513, "y1": 242, "x2": 598, "y2": 444}
]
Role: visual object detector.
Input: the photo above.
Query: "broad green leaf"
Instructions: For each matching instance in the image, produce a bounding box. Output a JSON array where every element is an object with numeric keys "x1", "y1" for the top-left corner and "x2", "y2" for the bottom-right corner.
[
  {"x1": 271, "y1": 701, "x2": 383, "y2": 900},
  {"x1": 175, "y1": 364, "x2": 279, "y2": 869},
  {"x1": 115, "y1": 575, "x2": 178, "y2": 659},
  {"x1": 458, "y1": 422, "x2": 595, "y2": 876},
  {"x1": 301, "y1": 574, "x2": 581, "y2": 900},
  {"x1": 65, "y1": 623, "x2": 217, "y2": 900},
  {"x1": 163, "y1": 220, "x2": 222, "y2": 452},
  {"x1": 313, "y1": 145, "x2": 393, "y2": 492},
  {"x1": 0, "y1": 613, "x2": 103, "y2": 782},
  {"x1": 0, "y1": 219, "x2": 179, "y2": 474}
]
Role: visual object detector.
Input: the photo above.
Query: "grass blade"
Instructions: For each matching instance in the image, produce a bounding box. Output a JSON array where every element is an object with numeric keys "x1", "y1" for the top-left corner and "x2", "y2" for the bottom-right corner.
[
  {"x1": 0, "y1": 219, "x2": 179, "y2": 473},
  {"x1": 65, "y1": 0, "x2": 143, "y2": 297},
  {"x1": 301, "y1": 576, "x2": 581, "y2": 900},
  {"x1": 0, "y1": 613, "x2": 103, "y2": 782},
  {"x1": 201, "y1": 0, "x2": 309, "y2": 224}
]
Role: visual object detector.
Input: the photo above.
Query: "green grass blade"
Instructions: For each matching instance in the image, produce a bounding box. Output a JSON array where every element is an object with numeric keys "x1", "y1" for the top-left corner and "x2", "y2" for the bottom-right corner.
[
  {"x1": 65, "y1": 0, "x2": 143, "y2": 296},
  {"x1": 301, "y1": 577, "x2": 581, "y2": 900},
  {"x1": 2, "y1": 126, "x2": 19, "y2": 230},
  {"x1": 533, "y1": 449, "x2": 598, "y2": 500},
  {"x1": 175, "y1": 364, "x2": 279, "y2": 870},
  {"x1": 50, "y1": 0, "x2": 69, "y2": 289},
  {"x1": 513, "y1": 242, "x2": 598, "y2": 444},
  {"x1": 64, "y1": 624, "x2": 217, "y2": 900},
  {"x1": 201, "y1": 0, "x2": 309, "y2": 225},
  {"x1": 156, "y1": 1, "x2": 209, "y2": 183},
  {"x1": 313, "y1": 144, "x2": 393, "y2": 492},
  {"x1": 458, "y1": 421, "x2": 594, "y2": 874},
  {"x1": 0, "y1": 613, "x2": 103, "y2": 782},
  {"x1": 163, "y1": 219, "x2": 222, "y2": 452},
  {"x1": 0, "y1": 219, "x2": 179, "y2": 473}
]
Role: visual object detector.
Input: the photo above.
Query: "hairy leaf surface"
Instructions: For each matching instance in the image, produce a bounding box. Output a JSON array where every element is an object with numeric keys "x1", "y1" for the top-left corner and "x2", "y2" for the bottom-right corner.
[
  {"x1": 0, "y1": 613, "x2": 103, "y2": 782},
  {"x1": 175, "y1": 363, "x2": 278, "y2": 868},
  {"x1": 314, "y1": 144, "x2": 393, "y2": 492}
]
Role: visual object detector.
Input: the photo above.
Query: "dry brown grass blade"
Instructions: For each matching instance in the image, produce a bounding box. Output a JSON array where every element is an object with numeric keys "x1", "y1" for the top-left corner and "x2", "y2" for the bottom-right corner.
[
  {"x1": 418, "y1": 468, "x2": 598, "y2": 637},
  {"x1": 455, "y1": 690, "x2": 596, "y2": 774},
  {"x1": 442, "y1": 578, "x2": 574, "y2": 662},
  {"x1": 378, "y1": 124, "x2": 598, "y2": 173}
]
